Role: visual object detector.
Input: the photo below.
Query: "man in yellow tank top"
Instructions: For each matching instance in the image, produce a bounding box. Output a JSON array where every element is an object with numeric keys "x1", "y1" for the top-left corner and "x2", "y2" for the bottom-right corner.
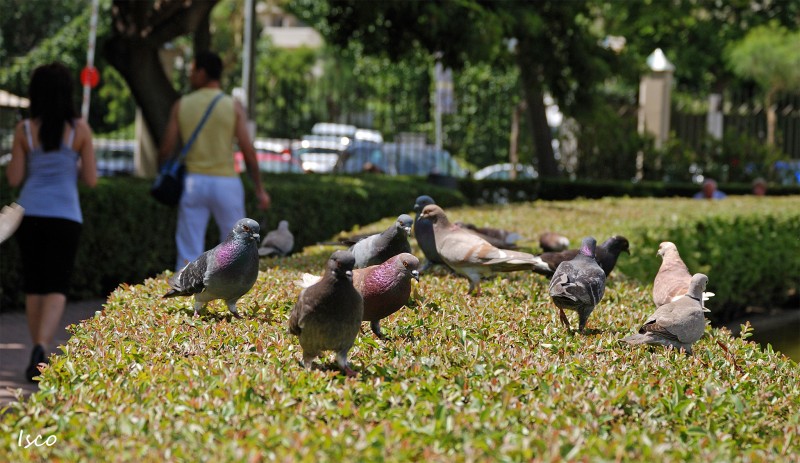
[{"x1": 159, "y1": 51, "x2": 271, "y2": 270}]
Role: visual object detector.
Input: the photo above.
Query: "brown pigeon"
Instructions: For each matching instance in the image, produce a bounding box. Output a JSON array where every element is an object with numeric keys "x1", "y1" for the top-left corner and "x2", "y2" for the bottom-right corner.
[
  {"x1": 539, "y1": 232, "x2": 570, "y2": 252},
  {"x1": 536, "y1": 235, "x2": 630, "y2": 278},
  {"x1": 297, "y1": 253, "x2": 420, "y2": 339},
  {"x1": 289, "y1": 250, "x2": 364, "y2": 376},
  {"x1": 652, "y1": 241, "x2": 714, "y2": 307},
  {"x1": 548, "y1": 236, "x2": 607, "y2": 332},
  {"x1": 622, "y1": 273, "x2": 710, "y2": 354},
  {"x1": 419, "y1": 204, "x2": 551, "y2": 295}
]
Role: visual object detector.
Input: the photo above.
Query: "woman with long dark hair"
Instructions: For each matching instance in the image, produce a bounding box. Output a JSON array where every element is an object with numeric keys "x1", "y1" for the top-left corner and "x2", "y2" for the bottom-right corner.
[{"x1": 7, "y1": 62, "x2": 97, "y2": 382}]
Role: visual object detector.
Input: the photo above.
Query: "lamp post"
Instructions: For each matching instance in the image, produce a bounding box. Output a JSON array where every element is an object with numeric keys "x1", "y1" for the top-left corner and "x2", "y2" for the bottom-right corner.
[{"x1": 636, "y1": 48, "x2": 675, "y2": 180}]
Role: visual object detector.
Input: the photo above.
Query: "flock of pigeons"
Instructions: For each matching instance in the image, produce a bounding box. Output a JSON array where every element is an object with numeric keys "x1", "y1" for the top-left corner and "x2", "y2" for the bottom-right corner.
[{"x1": 161, "y1": 195, "x2": 714, "y2": 376}]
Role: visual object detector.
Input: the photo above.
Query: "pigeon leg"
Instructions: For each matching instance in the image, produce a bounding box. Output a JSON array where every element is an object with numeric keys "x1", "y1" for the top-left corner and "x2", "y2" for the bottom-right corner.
[
  {"x1": 467, "y1": 277, "x2": 482, "y2": 296},
  {"x1": 370, "y1": 320, "x2": 386, "y2": 339},
  {"x1": 336, "y1": 350, "x2": 357, "y2": 377},
  {"x1": 558, "y1": 307, "x2": 571, "y2": 330},
  {"x1": 419, "y1": 259, "x2": 434, "y2": 273},
  {"x1": 226, "y1": 300, "x2": 243, "y2": 319},
  {"x1": 578, "y1": 310, "x2": 590, "y2": 333},
  {"x1": 193, "y1": 301, "x2": 207, "y2": 317},
  {"x1": 302, "y1": 352, "x2": 316, "y2": 370}
]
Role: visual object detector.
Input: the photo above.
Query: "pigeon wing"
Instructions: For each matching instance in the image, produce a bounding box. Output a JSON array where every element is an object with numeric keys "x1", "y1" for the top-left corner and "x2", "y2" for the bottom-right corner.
[
  {"x1": 288, "y1": 288, "x2": 311, "y2": 335},
  {"x1": 164, "y1": 253, "x2": 209, "y2": 297}
]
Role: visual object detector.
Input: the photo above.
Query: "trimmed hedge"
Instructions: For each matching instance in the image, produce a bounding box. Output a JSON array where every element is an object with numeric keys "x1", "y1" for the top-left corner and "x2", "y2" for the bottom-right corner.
[
  {"x1": 458, "y1": 177, "x2": 800, "y2": 204},
  {"x1": 2, "y1": 170, "x2": 798, "y2": 319},
  {"x1": 0, "y1": 174, "x2": 464, "y2": 309},
  {"x1": 419, "y1": 197, "x2": 800, "y2": 322},
  {"x1": 0, "y1": 200, "x2": 798, "y2": 461}
]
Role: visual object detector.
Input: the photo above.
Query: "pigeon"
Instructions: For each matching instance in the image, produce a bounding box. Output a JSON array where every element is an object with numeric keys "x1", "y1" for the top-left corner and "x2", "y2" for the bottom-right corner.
[
  {"x1": 163, "y1": 218, "x2": 260, "y2": 318},
  {"x1": 539, "y1": 232, "x2": 570, "y2": 252},
  {"x1": 413, "y1": 195, "x2": 443, "y2": 272},
  {"x1": 337, "y1": 231, "x2": 377, "y2": 247},
  {"x1": 652, "y1": 241, "x2": 714, "y2": 307},
  {"x1": 258, "y1": 220, "x2": 294, "y2": 257},
  {"x1": 548, "y1": 236, "x2": 607, "y2": 332},
  {"x1": 0, "y1": 202, "x2": 24, "y2": 244},
  {"x1": 537, "y1": 235, "x2": 630, "y2": 277},
  {"x1": 622, "y1": 273, "x2": 711, "y2": 354},
  {"x1": 352, "y1": 253, "x2": 420, "y2": 338},
  {"x1": 454, "y1": 222, "x2": 521, "y2": 250},
  {"x1": 288, "y1": 250, "x2": 364, "y2": 376},
  {"x1": 419, "y1": 204, "x2": 551, "y2": 295},
  {"x1": 296, "y1": 253, "x2": 421, "y2": 339},
  {"x1": 349, "y1": 214, "x2": 413, "y2": 268}
]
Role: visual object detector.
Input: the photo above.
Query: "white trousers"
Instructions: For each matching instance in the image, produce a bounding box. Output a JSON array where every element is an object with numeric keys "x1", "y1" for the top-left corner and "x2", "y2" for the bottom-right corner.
[{"x1": 175, "y1": 173, "x2": 245, "y2": 270}]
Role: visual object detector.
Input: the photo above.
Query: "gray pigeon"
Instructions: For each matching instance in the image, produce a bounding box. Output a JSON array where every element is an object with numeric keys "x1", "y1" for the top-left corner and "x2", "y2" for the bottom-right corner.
[
  {"x1": 295, "y1": 253, "x2": 421, "y2": 339},
  {"x1": 539, "y1": 232, "x2": 570, "y2": 252},
  {"x1": 622, "y1": 273, "x2": 710, "y2": 354},
  {"x1": 653, "y1": 241, "x2": 714, "y2": 307},
  {"x1": 548, "y1": 236, "x2": 607, "y2": 332},
  {"x1": 349, "y1": 214, "x2": 413, "y2": 268},
  {"x1": 289, "y1": 250, "x2": 364, "y2": 376},
  {"x1": 258, "y1": 220, "x2": 294, "y2": 257},
  {"x1": 537, "y1": 235, "x2": 630, "y2": 278},
  {"x1": 163, "y1": 218, "x2": 260, "y2": 318},
  {"x1": 419, "y1": 204, "x2": 551, "y2": 295},
  {"x1": 413, "y1": 195, "x2": 444, "y2": 272}
]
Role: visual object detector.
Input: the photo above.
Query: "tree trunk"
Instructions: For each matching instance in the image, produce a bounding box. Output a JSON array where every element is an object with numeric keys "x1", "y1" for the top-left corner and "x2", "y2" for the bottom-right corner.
[
  {"x1": 509, "y1": 101, "x2": 525, "y2": 180},
  {"x1": 515, "y1": 53, "x2": 559, "y2": 178},
  {"x1": 194, "y1": 14, "x2": 211, "y2": 54},
  {"x1": 765, "y1": 90, "x2": 776, "y2": 147},
  {"x1": 105, "y1": 36, "x2": 179, "y2": 146},
  {"x1": 105, "y1": 0, "x2": 218, "y2": 146}
]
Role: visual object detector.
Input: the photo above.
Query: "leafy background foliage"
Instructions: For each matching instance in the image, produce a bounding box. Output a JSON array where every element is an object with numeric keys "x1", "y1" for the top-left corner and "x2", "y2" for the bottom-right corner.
[{"x1": 1, "y1": 199, "x2": 798, "y2": 461}]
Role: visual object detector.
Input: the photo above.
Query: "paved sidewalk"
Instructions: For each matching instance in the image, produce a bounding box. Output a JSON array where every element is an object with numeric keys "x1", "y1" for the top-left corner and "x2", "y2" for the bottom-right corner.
[{"x1": 0, "y1": 299, "x2": 105, "y2": 407}]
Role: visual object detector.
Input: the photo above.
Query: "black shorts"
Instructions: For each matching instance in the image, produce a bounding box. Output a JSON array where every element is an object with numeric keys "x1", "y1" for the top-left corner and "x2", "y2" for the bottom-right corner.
[{"x1": 16, "y1": 216, "x2": 82, "y2": 295}]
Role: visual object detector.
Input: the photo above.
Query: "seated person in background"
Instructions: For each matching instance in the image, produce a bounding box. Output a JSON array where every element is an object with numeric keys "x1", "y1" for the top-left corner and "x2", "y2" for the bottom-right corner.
[
  {"x1": 693, "y1": 178, "x2": 727, "y2": 200},
  {"x1": 751, "y1": 177, "x2": 767, "y2": 196}
]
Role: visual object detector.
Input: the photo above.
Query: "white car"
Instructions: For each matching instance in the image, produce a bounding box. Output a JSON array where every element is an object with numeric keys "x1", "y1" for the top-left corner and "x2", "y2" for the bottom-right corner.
[{"x1": 473, "y1": 163, "x2": 538, "y2": 180}]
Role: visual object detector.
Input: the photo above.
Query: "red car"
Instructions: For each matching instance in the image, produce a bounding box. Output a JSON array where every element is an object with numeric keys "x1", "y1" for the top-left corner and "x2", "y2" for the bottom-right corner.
[{"x1": 234, "y1": 140, "x2": 304, "y2": 174}]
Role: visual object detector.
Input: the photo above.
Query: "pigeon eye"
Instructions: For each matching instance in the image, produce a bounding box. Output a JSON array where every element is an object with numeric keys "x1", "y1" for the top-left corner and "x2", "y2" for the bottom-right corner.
[{"x1": 403, "y1": 261, "x2": 408, "y2": 268}]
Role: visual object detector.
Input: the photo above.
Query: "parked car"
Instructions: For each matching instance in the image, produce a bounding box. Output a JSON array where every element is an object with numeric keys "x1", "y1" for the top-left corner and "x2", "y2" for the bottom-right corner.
[
  {"x1": 94, "y1": 139, "x2": 136, "y2": 177},
  {"x1": 473, "y1": 163, "x2": 538, "y2": 180},
  {"x1": 293, "y1": 135, "x2": 350, "y2": 173},
  {"x1": 385, "y1": 143, "x2": 467, "y2": 178},
  {"x1": 311, "y1": 122, "x2": 357, "y2": 138},
  {"x1": 234, "y1": 139, "x2": 302, "y2": 174},
  {"x1": 333, "y1": 141, "x2": 395, "y2": 174},
  {"x1": 311, "y1": 122, "x2": 384, "y2": 144}
]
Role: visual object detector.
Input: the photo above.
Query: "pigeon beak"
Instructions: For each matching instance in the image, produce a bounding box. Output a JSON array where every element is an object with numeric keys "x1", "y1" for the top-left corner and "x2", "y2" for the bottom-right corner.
[
  {"x1": 411, "y1": 270, "x2": 420, "y2": 282},
  {"x1": 345, "y1": 270, "x2": 353, "y2": 281},
  {"x1": 252, "y1": 232, "x2": 260, "y2": 241},
  {"x1": 403, "y1": 226, "x2": 412, "y2": 235}
]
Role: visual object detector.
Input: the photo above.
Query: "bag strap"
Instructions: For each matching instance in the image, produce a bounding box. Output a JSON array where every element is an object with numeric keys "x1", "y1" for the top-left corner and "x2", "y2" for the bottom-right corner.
[{"x1": 176, "y1": 92, "x2": 225, "y2": 163}]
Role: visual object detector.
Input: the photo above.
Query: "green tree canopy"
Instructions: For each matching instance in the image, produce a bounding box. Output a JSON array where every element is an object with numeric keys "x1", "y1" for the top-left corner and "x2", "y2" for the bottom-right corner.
[{"x1": 726, "y1": 23, "x2": 800, "y2": 146}]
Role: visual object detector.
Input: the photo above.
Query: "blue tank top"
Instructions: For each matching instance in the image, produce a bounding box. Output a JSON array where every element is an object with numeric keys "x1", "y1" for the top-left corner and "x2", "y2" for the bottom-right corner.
[{"x1": 17, "y1": 120, "x2": 83, "y2": 223}]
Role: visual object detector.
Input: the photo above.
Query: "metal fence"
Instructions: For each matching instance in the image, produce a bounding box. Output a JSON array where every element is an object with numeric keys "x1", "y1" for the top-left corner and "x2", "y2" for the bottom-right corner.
[{"x1": 672, "y1": 92, "x2": 800, "y2": 158}]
